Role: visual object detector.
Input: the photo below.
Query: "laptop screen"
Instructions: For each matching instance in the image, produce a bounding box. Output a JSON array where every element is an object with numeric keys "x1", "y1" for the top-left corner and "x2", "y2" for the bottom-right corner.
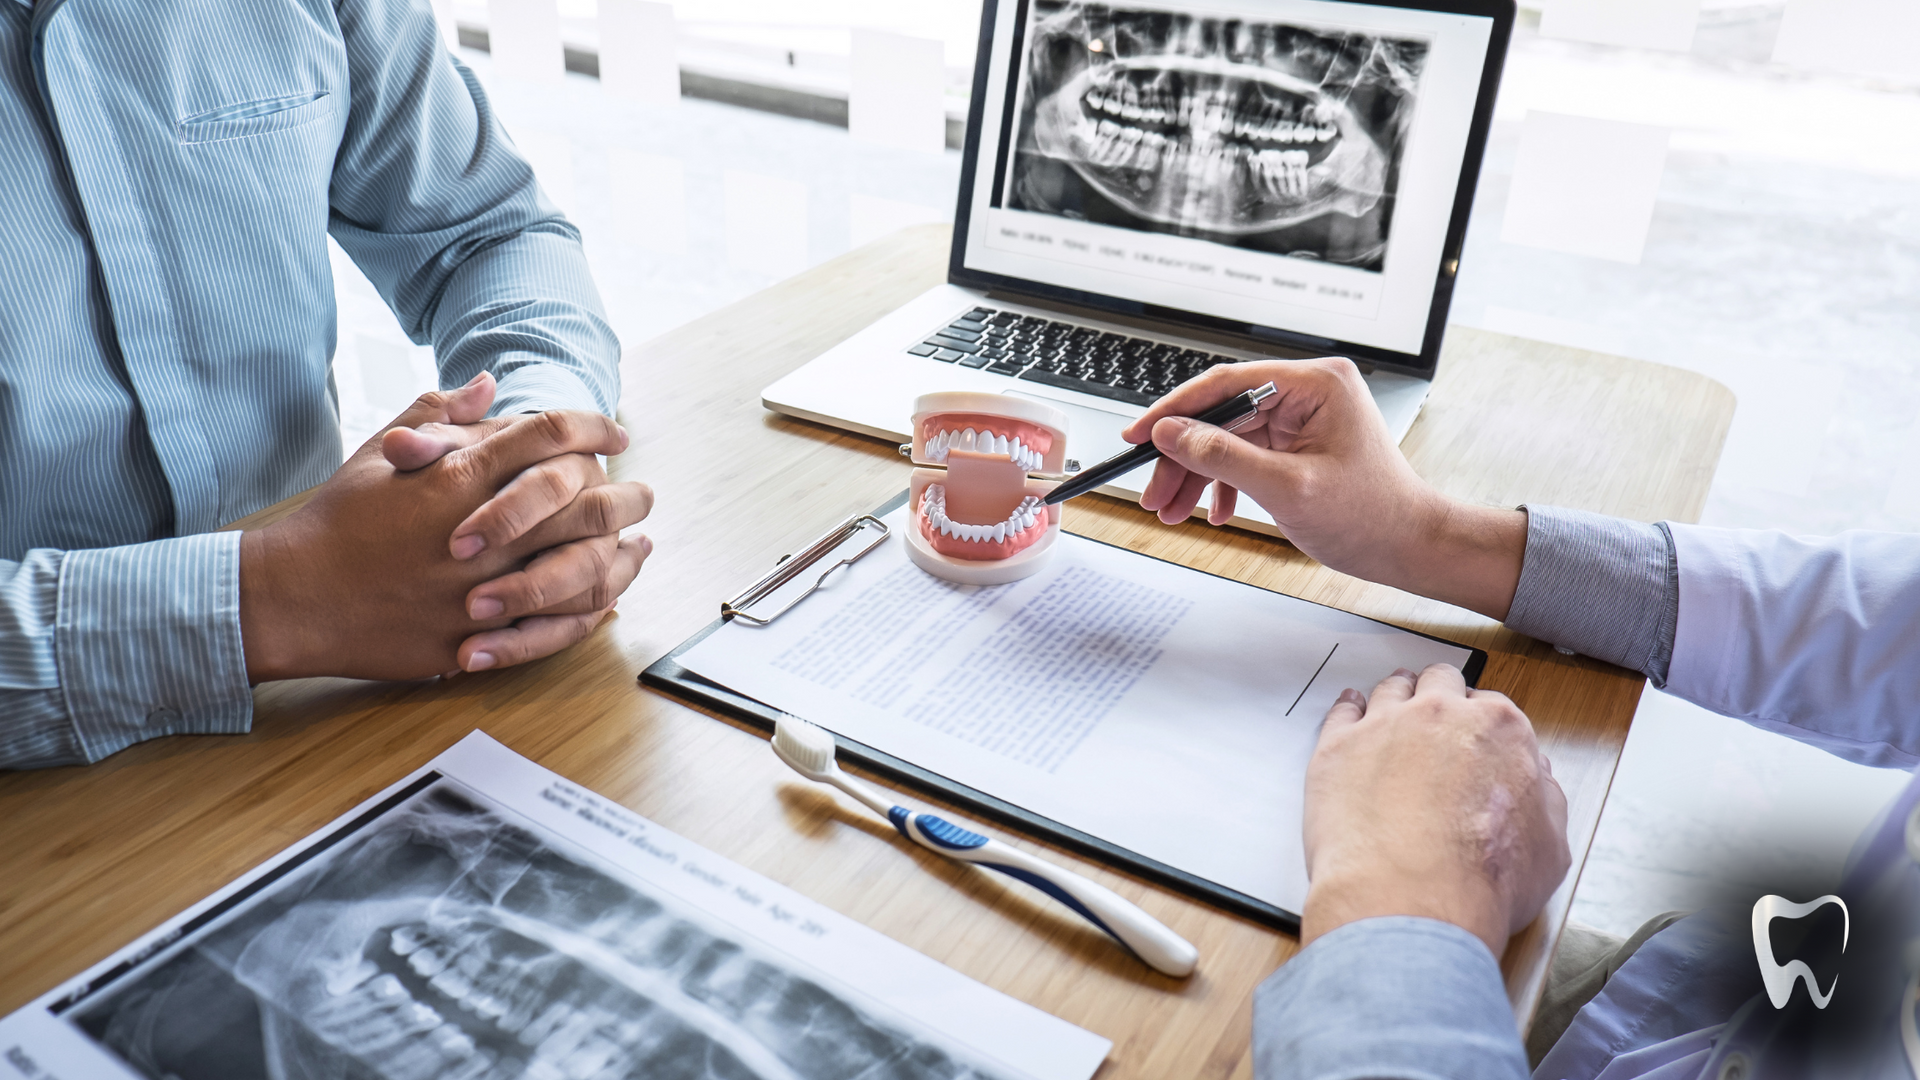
[{"x1": 952, "y1": 0, "x2": 1507, "y2": 373}]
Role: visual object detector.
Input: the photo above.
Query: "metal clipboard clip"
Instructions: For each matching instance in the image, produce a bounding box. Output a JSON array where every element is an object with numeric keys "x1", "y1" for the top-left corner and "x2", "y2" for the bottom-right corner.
[{"x1": 721, "y1": 513, "x2": 891, "y2": 626}]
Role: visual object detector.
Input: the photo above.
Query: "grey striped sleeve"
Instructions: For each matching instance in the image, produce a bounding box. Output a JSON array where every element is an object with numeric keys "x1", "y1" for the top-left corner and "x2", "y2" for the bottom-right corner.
[
  {"x1": 56, "y1": 532, "x2": 254, "y2": 764},
  {"x1": 0, "y1": 551, "x2": 87, "y2": 767},
  {"x1": 1504, "y1": 505, "x2": 1679, "y2": 686},
  {"x1": 0, "y1": 532, "x2": 253, "y2": 770}
]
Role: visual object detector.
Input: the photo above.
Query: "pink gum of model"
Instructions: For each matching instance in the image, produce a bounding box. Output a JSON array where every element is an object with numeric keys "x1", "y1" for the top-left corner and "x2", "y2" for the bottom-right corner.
[{"x1": 904, "y1": 392, "x2": 1070, "y2": 586}]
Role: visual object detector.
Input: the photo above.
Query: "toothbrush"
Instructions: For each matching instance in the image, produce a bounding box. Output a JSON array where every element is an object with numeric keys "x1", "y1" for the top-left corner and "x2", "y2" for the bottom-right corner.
[{"x1": 770, "y1": 713, "x2": 1199, "y2": 978}]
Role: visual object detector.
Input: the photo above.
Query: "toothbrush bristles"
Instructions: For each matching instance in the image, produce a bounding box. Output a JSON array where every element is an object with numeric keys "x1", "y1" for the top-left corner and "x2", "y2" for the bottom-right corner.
[{"x1": 772, "y1": 713, "x2": 839, "y2": 775}]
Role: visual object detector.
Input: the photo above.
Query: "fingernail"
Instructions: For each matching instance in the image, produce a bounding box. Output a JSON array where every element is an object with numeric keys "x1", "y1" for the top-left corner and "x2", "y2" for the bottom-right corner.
[
  {"x1": 466, "y1": 651, "x2": 496, "y2": 672},
  {"x1": 451, "y1": 534, "x2": 486, "y2": 560},
  {"x1": 462, "y1": 371, "x2": 487, "y2": 388},
  {"x1": 1392, "y1": 667, "x2": 1417, "y2": 679},
  {"x1": 469, "y1": 597, "x2": 504, "y2": 620},
  {"x1": 1339, "y1": 688, "x2": 1366, "y2": 706},
  {"x1": 618, "y1": 426, "x2": 630, "y2": 451},
  {"x1": 639, "y1": 535, "x2": 654, "y2": 557}
]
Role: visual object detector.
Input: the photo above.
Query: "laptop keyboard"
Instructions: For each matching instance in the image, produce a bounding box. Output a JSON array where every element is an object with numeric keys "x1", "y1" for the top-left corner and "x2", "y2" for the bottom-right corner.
[{"x1": 906, "y1": 307, "x2": 1244, "y2": 408}]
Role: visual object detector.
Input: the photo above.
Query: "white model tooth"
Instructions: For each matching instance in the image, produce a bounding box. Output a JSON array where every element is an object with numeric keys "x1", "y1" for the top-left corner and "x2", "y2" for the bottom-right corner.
[
  {"x1": 992, "y1": 522, "x2": 1006, "y2": 542},
  {"x1": 995, "y1": 434, "x2": 1009, "y2": 456},
  {"x1": 961, "y1": 428, "x2": 976, "y2": 451}
]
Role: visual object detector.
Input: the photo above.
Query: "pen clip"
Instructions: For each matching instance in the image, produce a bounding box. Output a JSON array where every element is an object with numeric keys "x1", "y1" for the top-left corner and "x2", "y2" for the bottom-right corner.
[{"x1": 1219, "y1": 382, "x2": 1277, "y2": 433}]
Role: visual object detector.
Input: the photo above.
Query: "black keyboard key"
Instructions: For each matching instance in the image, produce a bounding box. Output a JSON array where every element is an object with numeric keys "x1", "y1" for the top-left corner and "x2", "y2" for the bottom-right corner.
[
  {"x1": 950, "y1": 318, "x2": 988, "y2": 333},
  {"x1": 931, "y1": 348, "x2": 966, "y2": 362},
  {"x1": 967, "y1": 307, "x2": 994, "y2": 321},
  {"x1": 908, "y1": 343, "x2": 939, "y2": 357},
  {"x1": 986, "y1": 360, "x2": 1028, "y2": 375},
  {"x1": 939, "y1": 326, "x2": 982, "y2": 342},
  {"x1": 957, "y1": 353, "x2": 992, "y2": 369},
  {"x1": 1018, "y1": 368, "x2": 1156, "y2": 407},
  {"x1": 931, "y1": 336, "x2": 982, "y2": 354}
]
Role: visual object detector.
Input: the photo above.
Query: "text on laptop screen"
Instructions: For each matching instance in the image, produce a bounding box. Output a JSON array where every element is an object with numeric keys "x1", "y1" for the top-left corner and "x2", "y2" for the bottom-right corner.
[{"x1": 961, "y1": 0, "x2": 1495, "y2": 358}]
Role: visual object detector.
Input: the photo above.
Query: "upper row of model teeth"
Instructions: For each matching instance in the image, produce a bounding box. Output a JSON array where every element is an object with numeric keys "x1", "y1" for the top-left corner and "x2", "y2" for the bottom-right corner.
[
  {"x1": 926, "y1": 428, "x2": 1044, "y2": 471},
  {"x1": 922, "y1": 486, "x2": 1044, "y2": 543}
]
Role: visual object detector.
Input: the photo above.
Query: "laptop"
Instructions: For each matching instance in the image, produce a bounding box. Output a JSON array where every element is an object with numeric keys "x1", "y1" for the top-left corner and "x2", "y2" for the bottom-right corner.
[{"x1": 765, "y1": 0, "x2": 1514, "y2": 534}]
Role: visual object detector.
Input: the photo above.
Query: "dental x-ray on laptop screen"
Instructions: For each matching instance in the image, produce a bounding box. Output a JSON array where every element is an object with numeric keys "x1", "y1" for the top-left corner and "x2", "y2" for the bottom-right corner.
[{"x1": 762, "y1": 0, "x2": 1511, "y2": 534}]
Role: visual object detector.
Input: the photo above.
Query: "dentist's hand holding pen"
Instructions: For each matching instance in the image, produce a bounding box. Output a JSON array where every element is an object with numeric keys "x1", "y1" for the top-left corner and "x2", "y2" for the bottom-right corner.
[{"x1": 1122, "y1": 359, "x2": 1571, "y2": 957}]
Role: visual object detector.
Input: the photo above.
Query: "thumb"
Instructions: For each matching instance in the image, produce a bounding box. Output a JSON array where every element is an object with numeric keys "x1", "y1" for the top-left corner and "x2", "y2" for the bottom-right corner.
[
  {"x1": 445, "y1": 369, "x2": 496, "y2": 425},
  {"x1": 377, "y1": 372, "x2": 501, "y2": 470},
  {"x1": 381, "y1": 370, "x2": 495, "y2": 432},
  {"x1": 1151, "y1": 415, "x2": 1300, "y2": 500}
]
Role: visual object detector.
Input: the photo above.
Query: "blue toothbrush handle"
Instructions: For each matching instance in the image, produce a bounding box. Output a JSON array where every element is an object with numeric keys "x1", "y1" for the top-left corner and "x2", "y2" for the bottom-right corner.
[{"x1": 890, "y1": 807, "x2": 1198, "y2": 977}]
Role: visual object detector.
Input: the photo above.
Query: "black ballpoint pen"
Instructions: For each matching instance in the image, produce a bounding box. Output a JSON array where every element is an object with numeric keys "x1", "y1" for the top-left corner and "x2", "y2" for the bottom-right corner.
[{"x1": 1042, "y1": 381, "x2": 1278, "y2": 506}]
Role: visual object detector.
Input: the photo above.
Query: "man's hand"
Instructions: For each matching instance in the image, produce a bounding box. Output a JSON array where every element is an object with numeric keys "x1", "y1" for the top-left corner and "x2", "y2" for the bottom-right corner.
[
  {"x1": 1300, "y1": 664, "x2": 1571, "y2": 956},
  {"x1": 239, "y1": 376, "x2": 653, "y2": 681},
  {"x1": 376, "y1": 373, "x2": 653, "y2": 672},
  {"x1": 1119, "y1": 358, "x2": 1528, "y2": 620}
]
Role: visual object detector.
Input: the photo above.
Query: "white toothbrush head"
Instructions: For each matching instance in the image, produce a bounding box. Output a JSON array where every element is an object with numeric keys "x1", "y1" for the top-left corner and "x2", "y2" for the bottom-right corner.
[{"x1": 771, "y1": 714, "x2": 841, "y2": 781}]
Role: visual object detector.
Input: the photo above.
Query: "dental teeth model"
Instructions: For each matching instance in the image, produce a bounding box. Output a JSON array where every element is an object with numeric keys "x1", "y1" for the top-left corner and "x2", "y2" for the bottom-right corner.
[{"x1": 904, "y1": 391, "x2": 1070, "y2": 586}]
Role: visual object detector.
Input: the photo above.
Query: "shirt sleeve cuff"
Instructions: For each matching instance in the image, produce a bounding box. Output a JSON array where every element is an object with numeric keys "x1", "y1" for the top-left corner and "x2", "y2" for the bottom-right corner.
[
  {"x1": 488, "y1": 359, "x2": 608, "y2": 418},
  {"x1": 1505, "y1": 505, "x2": 1679, "y2": 685},
  {"x1": 1254, "y1": 917, "x2": 1529, "y2": 1080},
  {"x1": 56, "y1": 531, "x2": 253, "y2": 762}
]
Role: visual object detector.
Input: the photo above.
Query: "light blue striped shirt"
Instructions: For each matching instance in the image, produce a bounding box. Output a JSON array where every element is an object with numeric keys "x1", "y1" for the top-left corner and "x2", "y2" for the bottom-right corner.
[{"x1": 0, "y1": 0, "x2": 618, "y2": 768}]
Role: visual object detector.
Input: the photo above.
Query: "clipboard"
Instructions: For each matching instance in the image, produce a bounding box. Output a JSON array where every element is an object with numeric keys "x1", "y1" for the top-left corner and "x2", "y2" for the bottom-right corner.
[{"x1": 642, "y1": 491, "x2": 1487, "y2": 934}]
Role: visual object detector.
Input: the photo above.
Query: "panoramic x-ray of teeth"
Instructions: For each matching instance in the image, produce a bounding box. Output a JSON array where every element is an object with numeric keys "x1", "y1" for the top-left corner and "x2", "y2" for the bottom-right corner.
[
  {"x1": 1008, "y1": 1, "x2": 1428, "y2": 270},
  {"x1": 74, "y1": 783, "x2": 1010, "y2": 1080}
]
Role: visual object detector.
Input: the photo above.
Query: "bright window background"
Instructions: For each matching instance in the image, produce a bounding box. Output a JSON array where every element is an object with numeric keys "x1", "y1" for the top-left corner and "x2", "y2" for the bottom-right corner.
[{"x1": 332, "y1": 0, "x2": 1920, "y2": 939}]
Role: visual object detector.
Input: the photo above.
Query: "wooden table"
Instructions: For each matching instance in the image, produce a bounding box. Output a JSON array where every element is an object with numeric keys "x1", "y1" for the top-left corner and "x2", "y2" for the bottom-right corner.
[{"x1": 0, "y1": 224, "x2": 1734, "y2": 1078}]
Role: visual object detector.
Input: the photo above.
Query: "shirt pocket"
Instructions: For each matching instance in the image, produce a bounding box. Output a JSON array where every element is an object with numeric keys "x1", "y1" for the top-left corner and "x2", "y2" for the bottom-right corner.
[{"x1": 176, "y1": 91, "x2": 334, "y2": 145}]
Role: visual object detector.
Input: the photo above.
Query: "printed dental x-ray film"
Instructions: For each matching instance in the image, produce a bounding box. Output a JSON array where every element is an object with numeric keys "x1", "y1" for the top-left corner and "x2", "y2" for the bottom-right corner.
[
  {"x1": 1006, "y1": 1, "x2": 1429, "y2": 272},
  {"x1": 63, "y1": 779, "x2": 1025, "y2": 1080}
]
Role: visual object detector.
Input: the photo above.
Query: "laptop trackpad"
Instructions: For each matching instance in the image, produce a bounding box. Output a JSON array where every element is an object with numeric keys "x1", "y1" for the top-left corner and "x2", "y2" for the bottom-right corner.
[{"x1": 1003, "y1": 391, "x2": 1138, "y2": 473}]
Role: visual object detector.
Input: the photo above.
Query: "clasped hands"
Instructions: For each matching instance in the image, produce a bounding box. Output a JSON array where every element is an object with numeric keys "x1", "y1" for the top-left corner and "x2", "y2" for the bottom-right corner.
[{"x1": 239, "y1": 371, "x2": 653, "y2": 682}]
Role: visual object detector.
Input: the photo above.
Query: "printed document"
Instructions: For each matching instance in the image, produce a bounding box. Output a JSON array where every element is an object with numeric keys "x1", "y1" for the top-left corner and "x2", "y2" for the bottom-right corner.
[
  {"x1": 678, "y1": 506, "x2": 1475, "y2": 913},
  {"x1": 0, "y1": 732, "x2": 1109, "y2": 1080}
]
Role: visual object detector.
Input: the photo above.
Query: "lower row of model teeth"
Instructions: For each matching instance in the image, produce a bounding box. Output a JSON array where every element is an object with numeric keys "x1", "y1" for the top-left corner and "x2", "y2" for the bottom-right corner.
[
  {"x1": 925, "y1": 428, "x2": 1044, "y2": 471},
  {"x1": 922, "y1": 486, "x2": 1043, "y2": 543}
]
